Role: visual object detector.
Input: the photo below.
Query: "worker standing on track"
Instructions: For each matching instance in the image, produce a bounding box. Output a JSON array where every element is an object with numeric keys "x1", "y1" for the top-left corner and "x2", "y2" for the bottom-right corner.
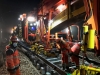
[{"x1": 5, "y1": 35, "x2": 21, "y2": 75}]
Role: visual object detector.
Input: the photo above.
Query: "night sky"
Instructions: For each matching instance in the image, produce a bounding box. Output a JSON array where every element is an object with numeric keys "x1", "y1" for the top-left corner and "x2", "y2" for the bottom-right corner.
[{"x1": 0, "y1": 0, "x2": 41, "y2": 39}]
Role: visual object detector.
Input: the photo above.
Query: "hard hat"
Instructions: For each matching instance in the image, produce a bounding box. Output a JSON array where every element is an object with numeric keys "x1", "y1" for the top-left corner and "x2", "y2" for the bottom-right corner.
[{"x1": 10, "y1": 36, "x2": 18, "y2": 42}]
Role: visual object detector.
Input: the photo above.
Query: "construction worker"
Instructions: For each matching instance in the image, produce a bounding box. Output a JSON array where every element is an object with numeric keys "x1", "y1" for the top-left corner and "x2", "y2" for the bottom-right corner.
[
  {"x1": 5, "y1": 35, "x2": 21, "y2": 75},
  {"x1": 56, "y1": 38, "x2": 81, "y2": 71},
  {"x1": 56, "y1": 38, "x2": 70, "y2": 70},
  {"x1": 70, "y1": 42, "x2": 81, "y2": 66}
]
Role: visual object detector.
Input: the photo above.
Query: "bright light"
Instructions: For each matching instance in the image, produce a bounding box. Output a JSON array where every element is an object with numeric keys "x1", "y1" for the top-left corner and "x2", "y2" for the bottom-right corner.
[
  {"x1": 34, "y1": 23, "x2": 37, "y2": 26},
  {"x1": 61, "y1": 37, "x2": 63, "y2": 40},
  {"x1": 11, "y1": 30, "x2": 13, "y2": 34},
  {"x1": 31, "y1": 26, "x2": 36, "y2": 31},
  {"x1": 30, "y1": 23, "x2": 33, "y2": 26},
  {"x1": 49, "y1": 20, "x2": 53, "y2": 24},
  {"x1": 36, "y1": 21, "x2": 39, "y2": 26},
  {"x1": 49, "y1": 20, "x2": 53, "y2": 25},
  {"x1": 71, "y1": 0, "x2": 78, "y2": 5},
  {"x1": 55, "y1": 33, "x2": 58, "y2": 39},
  {"x1": 19, "y1": 18, "x2": 23, "y2": 21},
  {"x1": 17, "y1": 38, "x2": 20, "y2": 41},
  {"x1": 14, "y1": 26, "x2": 17, "y2": 30},
  {"x1": 51, "y1": 20, "x2": 61, "y2": 29},
  {"x1": 44, "y1": 17, "x2": 46, "y2": 20},
  {"x1": 19, "y1": 15, "x2": 24, "y2": 21},
  {"x1": 20, "y1": 15, "x2": 23, "y2": 18},
  {"x1": 56, "y1": 4, "x2": 67, "y2": 12},
  {"x1": 66, "y1": 28, "x2": 69, "y2": 33},
  {"x1": 10, "y1": 28, "x2": 14, "y2": 34},
  {"x1": 18, "y1": 18, "x2": 20, "y2": 20},
  {"x1": 57, "y1": 5, "x2": 63, "y2": 12},
  {"x1": 27, "y1": 16, "x2": 35, "y2": 22},
  {"x1": 32, "y1": 27, "x2": 34, "y2": 29}
]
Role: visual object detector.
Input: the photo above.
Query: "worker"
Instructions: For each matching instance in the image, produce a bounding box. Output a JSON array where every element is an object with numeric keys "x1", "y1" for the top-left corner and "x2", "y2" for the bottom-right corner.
[
  {"x1": 5, "y1": 35, "x2": 21, "y2": 75},
  {"x1": 56, "y1": 38, "x2": 70, "y2": 71},
  {"x1": 70, "y1": 42, "x2": 81, "y2": 66},
  {"x1": 56, "y1": 37, "x2": 81, "y2": 71}
]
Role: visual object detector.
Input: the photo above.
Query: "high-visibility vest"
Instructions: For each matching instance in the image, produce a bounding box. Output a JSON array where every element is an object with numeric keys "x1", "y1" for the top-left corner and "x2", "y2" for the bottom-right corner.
[{"x1": 6, "y1": 45, "x2": 20, "y2": 70}]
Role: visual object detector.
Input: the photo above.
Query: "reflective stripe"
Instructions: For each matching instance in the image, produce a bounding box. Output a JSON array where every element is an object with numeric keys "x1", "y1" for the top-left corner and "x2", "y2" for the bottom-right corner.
[
  {"x1": 6, "y1": 55, "x2": 19, "y2": 59},
  {"x1": 15, "y1": 64, "x2": 20, "y2": 67},
  {"x1": 6, "y1": 56, "x2": 13, "y2": 59},
  {"x1": 10, "y1": 49, "x2": 15, "y2": 53},
  {"x1": 13, "y1": 56, "x2": 19, "y2": 58}
]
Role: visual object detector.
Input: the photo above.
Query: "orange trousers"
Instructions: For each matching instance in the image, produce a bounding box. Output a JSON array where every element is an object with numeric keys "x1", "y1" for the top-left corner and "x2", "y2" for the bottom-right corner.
[{"x1": 9, "y1": 68, "x2": 21, "y2": 75}]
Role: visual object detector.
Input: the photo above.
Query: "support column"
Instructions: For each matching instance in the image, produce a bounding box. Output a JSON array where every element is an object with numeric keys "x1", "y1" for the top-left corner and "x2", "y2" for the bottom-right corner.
[{"x1": 48, "y1": 9, "x2": 53, "y2": 44}]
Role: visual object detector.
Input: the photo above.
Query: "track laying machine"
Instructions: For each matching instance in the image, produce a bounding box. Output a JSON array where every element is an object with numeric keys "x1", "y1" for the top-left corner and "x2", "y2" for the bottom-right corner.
[{"x1": 13, "y1": 0, "x2": 100, "y2": 74}]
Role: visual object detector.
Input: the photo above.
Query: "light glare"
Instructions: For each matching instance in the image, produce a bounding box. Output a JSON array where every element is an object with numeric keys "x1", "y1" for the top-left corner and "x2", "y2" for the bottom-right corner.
[{"x1": 27, "y1": 17, "x2": 35, "y2": 22}]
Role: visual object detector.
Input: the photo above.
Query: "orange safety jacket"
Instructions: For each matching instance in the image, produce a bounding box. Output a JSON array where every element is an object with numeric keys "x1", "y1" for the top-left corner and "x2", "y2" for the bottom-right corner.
[
  {"x1": 6, "y1": 45, "x2": 20, "y2": 71},
  {"x1": 59, "y1": 41, "x2": 70, "y2": 64}
]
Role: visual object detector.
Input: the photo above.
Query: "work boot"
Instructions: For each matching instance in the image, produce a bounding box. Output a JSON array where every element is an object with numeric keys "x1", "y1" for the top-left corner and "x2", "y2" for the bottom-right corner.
[{"x1": 62, "y1": 63, "x2": 66, "y2": 70}]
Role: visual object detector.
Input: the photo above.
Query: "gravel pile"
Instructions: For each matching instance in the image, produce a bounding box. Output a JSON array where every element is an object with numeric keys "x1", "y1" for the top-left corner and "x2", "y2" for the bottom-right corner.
[{"x1": 79, "y1": 51, "x2": 100, "y2": 67}]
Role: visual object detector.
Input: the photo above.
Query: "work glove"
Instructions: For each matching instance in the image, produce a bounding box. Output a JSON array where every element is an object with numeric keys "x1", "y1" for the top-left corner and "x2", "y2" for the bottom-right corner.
[
  {"x1": 6, "y1": 48, "x2": 15, "y2": 55},
  {"x1": 69, "y1": 52, "x2": 73, "y2": 56}
]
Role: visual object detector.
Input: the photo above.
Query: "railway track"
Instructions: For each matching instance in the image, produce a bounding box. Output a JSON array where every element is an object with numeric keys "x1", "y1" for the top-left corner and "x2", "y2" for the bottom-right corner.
[
  {"x1": 18, "y1": 42, "x2": 67, "y2": 75},
  {"x1": 18, "y1": 41, "x2": 100, "y2": 75}
]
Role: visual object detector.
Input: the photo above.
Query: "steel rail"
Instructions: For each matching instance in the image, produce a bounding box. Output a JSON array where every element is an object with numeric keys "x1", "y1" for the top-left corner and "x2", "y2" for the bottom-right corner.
[
  {"x1": 18, "y1": 41, "x2": 100, "y2": 74},
  {"x1": 18, "y1": 42, "x2": 67, "y2": 75}
]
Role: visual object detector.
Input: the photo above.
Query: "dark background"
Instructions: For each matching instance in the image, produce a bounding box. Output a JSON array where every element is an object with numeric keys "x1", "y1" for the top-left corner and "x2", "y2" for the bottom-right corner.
[{"x1": 0, "y1": 0, "x2": 41, "y2": 40}]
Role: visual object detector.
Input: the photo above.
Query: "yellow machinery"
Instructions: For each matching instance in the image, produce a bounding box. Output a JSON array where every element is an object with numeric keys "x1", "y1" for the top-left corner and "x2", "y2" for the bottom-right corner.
[
  {"x1": 82, "y1": 24, "x2": 95, "y2": 51},
  {"x1": 87, "y1": 29, "x2": 95, "y2": 50},
  {"x1": 81, "y1": 25, "x2": 88, "y2": 52},
  {"x1": 71, "y1": 0, "x2": 100, "y2": 73},
  {"x1": 70, "y1": 24, "x2": 100, "y2": 75},
  {"x1": 71, "y1": 65, "x2": 100, "y2": 75}
]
